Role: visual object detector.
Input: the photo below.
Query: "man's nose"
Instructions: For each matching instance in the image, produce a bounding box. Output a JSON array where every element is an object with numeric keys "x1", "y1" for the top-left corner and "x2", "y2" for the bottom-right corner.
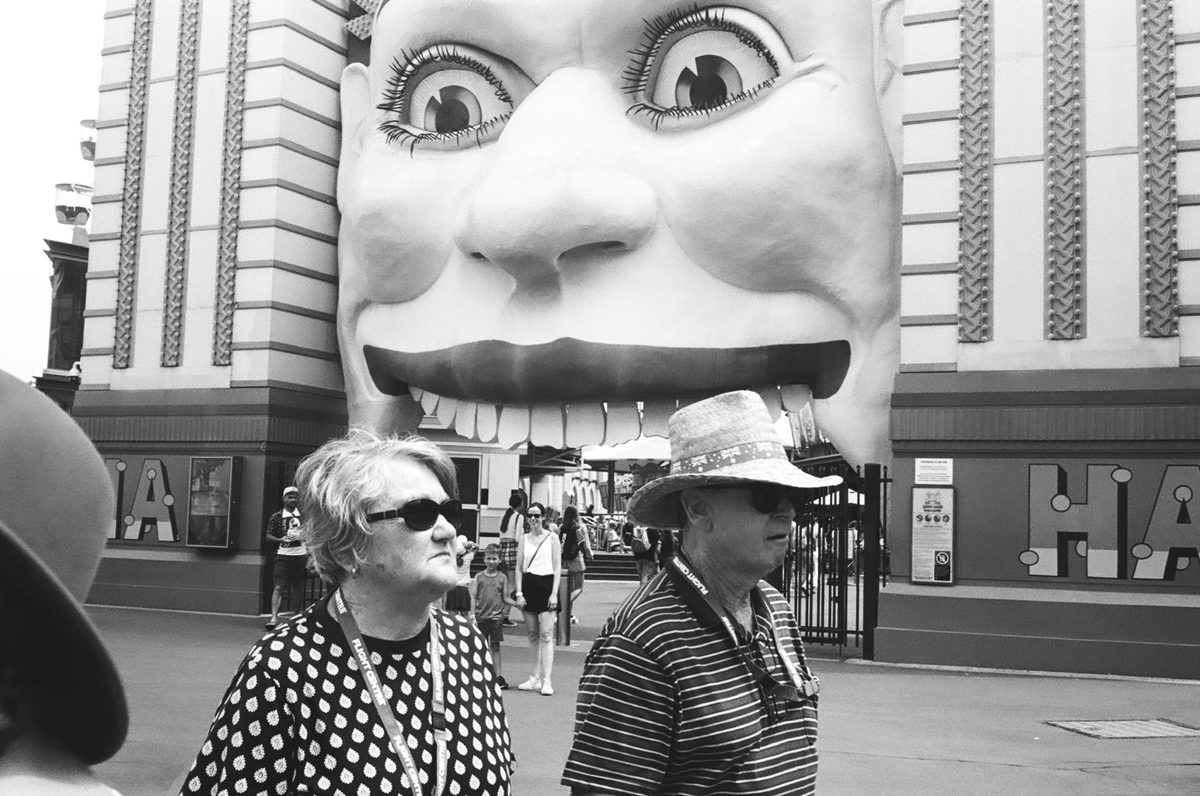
[{"x1": 453, "y1": 68, "x2": 658, "y2": 289}]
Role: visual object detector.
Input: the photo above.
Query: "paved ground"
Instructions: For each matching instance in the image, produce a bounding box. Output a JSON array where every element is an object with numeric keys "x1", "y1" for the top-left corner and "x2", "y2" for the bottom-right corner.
[{"x1": 89, "y1": 580, "x2": 1200, "y2": 795}]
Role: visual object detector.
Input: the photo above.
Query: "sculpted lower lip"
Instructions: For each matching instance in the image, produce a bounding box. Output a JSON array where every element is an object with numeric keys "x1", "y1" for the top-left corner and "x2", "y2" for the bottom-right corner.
[{"x1": 364, "y1": 339, "x2": 850, "y2": 403}]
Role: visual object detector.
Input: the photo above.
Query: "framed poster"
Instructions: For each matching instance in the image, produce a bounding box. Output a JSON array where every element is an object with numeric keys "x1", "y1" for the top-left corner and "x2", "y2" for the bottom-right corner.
[
  {"x1": 186, "y1": 456, "x2": 241, "y2": 549},
  {"x1": 911, "y1": 486, "x2": 954, "y2": 585}
]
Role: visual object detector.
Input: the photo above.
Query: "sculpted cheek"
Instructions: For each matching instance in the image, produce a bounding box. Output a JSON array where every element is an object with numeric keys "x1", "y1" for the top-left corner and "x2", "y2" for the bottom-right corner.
[
  {"x1": 342, "y1": 167, "x2": 457, "y2": 303},
  {"x1": 658, "y1": 92, "x2": 895, "y2": 303}
]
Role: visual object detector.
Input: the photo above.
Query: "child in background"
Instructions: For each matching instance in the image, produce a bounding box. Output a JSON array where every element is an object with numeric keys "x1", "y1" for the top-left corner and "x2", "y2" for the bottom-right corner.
[
  {"x1": 444, "y1": 535, "x2": 477, "y2": 617},
  {"x1": 471, "y1": 544, "x2": 512, "y2": 689}
]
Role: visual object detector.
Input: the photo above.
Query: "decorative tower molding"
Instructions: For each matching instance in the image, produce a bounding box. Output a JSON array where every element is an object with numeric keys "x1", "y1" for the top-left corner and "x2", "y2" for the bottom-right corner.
[
  {"x1": 113, "y1": 0, "x2": 154, "y2": 369},
  {"x1": 213, "y1": 0, "x2": 251, "y2": 366},
  {"x1": 1138, "y1": 0, "x2": 1179, "y2": 338},
  {"x1": 1043, "y1": 0, "x2": 1086, "y2": 340},
  {"x1": 161, "y1": 0, "x2": 202, "y2": 367},
  {"x1": 957, "y1": 0, "x2": 993, "y2": 343}
]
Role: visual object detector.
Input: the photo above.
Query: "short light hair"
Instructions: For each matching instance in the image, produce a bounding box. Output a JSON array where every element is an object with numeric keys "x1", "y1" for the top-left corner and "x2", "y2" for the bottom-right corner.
[{"x1": 296, "y1": 427, "x2": 458, "y2": 585}]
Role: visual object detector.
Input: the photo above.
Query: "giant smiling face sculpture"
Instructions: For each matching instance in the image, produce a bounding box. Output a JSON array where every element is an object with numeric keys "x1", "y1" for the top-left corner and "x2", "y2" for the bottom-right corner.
[{"x1": 338, "y1": 0, "x2": 901, "y2": 465}]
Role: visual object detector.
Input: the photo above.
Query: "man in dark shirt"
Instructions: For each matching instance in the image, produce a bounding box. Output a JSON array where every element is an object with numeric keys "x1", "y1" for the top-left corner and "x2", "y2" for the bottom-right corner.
[
  {"x1": 563, "y1": 391, "x2": 840, "y2": 795},
  {"x1": 265, "y1": 486, "x2": 304, "y2": 627}
]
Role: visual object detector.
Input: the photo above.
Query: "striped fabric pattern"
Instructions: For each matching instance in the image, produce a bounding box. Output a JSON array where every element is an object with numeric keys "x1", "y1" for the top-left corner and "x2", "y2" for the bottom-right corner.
[{"x1": 562, "y1": 572, "x2": 818, "y2": 795}]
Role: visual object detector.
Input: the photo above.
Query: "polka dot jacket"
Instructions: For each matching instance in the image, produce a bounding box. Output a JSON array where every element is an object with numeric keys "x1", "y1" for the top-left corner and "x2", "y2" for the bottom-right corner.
[{"x1": 181, "y1": 598, "x2": 513, "y2": 795}]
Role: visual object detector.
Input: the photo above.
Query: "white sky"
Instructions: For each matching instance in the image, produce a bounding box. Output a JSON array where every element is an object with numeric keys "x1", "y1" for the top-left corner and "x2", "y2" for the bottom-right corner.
[{"x1": 0, "y1": 2, "x2": 104, "y2": 382}]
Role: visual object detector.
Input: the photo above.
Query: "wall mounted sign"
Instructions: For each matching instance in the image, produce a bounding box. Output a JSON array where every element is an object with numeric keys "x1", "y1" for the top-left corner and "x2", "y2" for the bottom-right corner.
[
  {"x1": 186, "y1": 456, "x2": 241, "y2": 549},
  {"x1": 912, "y1": 486, "x2": 954, "y2": 585},
  {"x1": 915, "y1": 458, "x2": 954, "y2": 486}
]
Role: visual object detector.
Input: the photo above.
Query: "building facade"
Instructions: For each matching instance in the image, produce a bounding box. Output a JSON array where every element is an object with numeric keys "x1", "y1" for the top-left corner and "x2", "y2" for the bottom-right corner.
[
  {"x1": 81, "y1": 0, "x2": 523, "y2": 614},
  {"x1": 885, "y1": 0, "x2": 1200, "y2": 678},
  {"x1": 75, "y1": 0, "x2": 1199, "y2": 676}
]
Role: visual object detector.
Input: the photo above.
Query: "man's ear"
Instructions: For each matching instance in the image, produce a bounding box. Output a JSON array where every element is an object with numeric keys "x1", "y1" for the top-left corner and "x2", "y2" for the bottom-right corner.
[
  {"x1": 678, "y1": 489, "x2": 711, "y2": 530},
  {"x1": 874, "y1": 0, "x2": 904, "y2": 172},
  {"x1": 337, "y1": 62, "x2": 372, "y2": 212}
]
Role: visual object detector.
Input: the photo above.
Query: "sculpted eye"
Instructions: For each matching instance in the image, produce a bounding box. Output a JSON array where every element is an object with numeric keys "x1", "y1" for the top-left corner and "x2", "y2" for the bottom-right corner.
[
  {"x1": 378, "y1": 44, "x2": 532, "y2": 152},
  {"x1": 625, "y1": 6, "x2": 793, "y2": 130}
]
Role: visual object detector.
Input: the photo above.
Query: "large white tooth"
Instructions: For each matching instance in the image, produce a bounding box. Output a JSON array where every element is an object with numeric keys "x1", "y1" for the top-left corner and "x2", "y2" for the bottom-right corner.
[
  {"x1": 640, "y1": 400, "x2": 676, "y2": 437},
  {"x1": 780, "y1": 384, "x2": 814, "y2": 412},
  {"x1": 454, "y1": 400, "x2": 476, "y2": 439},
  {"x1": 435, "y1": 397, "x2": 458, "y2": 427},
  {"x1": 420, "y1": 389, "x2": 440, "y2": 416},
  {"x1": 408, "y1": 384, "x2": 424, "y2": 402},
  {"x1": 566, "y1": 404, "x2": 606, "y2": 448},
  {"x1": 755, "y1": 386, "x2": 783, "y2": 422},
  {"x1": 530, "y1": 405, "x2": 565, "y2": 448},
  {"x1": 605, "y1": 402, "x2": 641, "y2": 446},
  {"x1": 475, "y1": 403, "x2": 498, "y2": 442},
  {"x1": 497, "y1": 405, "x2": 531, "y2": 449}
]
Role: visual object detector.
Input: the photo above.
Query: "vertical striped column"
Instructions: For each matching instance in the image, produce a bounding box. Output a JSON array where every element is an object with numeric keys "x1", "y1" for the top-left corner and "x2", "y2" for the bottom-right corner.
[
  {"x1": 161, "y1": 0, "x2": 202, "y2": 366},
  {"x1": 958, "y1": 0, "x2": 994, "y2": 342},
  {"x1": 1138, "y1": 0, "x2": 1179, "y2": 338},
  {"x1": 1043, "y1": 0, "x2": 1086, "y2": 340},
  {"x1": 213, "y1": 0, "x2": 251, "y2": 366},
  {"x1": 113, "y1": 0, "x2": 154, "y2": 369}
]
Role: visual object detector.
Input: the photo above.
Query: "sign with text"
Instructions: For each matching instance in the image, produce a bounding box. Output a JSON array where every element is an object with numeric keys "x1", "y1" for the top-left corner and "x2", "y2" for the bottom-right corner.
[
  {"x1": 912, "y1": 486, "x2": 955, "y2": 585},
  {"x1": 915, "y1": 458, "x2": 954, "y2": 485}
]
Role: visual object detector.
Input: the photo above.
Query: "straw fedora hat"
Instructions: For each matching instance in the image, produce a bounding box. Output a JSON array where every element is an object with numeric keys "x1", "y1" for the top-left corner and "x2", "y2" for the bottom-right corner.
[
  {"x1": 0, "y1": 370, "x2": 128, "y2": 764},
  {"x1": 626, "y1": 390, "x2": 842, "y2": 528}
]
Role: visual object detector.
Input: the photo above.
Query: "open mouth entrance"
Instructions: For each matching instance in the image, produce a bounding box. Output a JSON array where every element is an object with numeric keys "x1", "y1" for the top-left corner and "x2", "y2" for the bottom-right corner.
[{"x1": 364, "y1": 339, "x2": 850, "y2": 404}]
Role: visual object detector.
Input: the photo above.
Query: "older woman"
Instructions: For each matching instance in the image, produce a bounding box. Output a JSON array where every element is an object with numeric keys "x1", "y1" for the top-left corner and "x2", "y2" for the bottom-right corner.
[
  {"x1": 181, "y1": 429, "x2": 513, "y2": 795},
  {"x1": 513, "y1": 502, "x2": 561, "y2": 696}
]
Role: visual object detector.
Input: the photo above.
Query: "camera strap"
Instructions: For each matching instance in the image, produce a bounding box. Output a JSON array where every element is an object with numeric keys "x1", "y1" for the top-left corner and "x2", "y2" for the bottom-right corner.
[{"x1": 668, "y1": 556, "x2": 818, "y2": 700}]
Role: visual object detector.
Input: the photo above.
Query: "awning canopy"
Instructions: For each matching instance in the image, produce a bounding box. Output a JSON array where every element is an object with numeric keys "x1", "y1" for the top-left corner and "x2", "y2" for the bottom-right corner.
[{"x1": 581, "y1": 435, "x2": 671, "y2": 463}]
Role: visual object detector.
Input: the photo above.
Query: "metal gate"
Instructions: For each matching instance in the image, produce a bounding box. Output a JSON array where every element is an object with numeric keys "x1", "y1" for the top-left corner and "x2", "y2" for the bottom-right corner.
[{"x1": 779, "y1": 460, "x2": 890, "y2": 657}]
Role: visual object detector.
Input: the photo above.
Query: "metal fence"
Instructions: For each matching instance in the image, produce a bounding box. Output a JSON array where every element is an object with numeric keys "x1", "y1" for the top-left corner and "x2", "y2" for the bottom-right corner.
[{"x1": 779, "y1": 461, "x2": 890, "y2": 657}]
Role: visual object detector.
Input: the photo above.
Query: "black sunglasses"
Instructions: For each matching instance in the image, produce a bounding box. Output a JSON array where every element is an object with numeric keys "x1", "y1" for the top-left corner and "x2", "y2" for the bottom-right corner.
[
  {"x1": 747, "y1": 484, "x2": 806, "y2": 514},
  {"x1": 366, "y1": 498, "x2": 462, "y2": 531},
  {"x1": 527, "y1": 512, "x2": 543, "y2": 519}
]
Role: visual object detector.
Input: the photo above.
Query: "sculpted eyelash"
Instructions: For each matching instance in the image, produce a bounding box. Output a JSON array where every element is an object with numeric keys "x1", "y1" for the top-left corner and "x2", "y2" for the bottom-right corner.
[
  {"x1": 627, "y1": 78, "x2": 775, "y2": 129},
  {"x1": 376, "y1": 44, "x2": 511, "y2": 149},
  {"x1": 378, "y1": 114, "x2": 512, "y2": 155},
  {"x1": 622, "y1": 4, "x2": 779, "y2": 98}
]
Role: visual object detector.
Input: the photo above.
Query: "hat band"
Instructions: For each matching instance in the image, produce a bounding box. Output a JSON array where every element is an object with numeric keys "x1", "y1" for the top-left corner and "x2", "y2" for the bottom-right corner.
[{"x1": 673, "y1": 440, "x2": 786, "y2": 475}]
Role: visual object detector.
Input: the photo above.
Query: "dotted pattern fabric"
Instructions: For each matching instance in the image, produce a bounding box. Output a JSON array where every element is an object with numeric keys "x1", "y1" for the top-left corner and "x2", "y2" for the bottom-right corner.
[{"x1": 181, "y1": 601, "x2": 512, "y2": 795}]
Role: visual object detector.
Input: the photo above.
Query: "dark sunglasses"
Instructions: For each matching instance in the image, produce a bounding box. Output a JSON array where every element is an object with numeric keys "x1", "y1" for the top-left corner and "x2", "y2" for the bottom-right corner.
[
  {"x1": 365, "y1": 498, "x2": 462, "y2": 531},
  {"x1": 747, "y1": 483, "x2": 806, "y2": 514},
  {"x1": 527, "y1": 512, "x2": 543, "y2": 519}
]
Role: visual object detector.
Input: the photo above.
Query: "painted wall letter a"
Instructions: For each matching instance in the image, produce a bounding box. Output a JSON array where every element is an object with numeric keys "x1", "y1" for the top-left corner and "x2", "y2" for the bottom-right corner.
[{"x1": 1132, "y1": 466, "x2": 1199, "y2": 580}]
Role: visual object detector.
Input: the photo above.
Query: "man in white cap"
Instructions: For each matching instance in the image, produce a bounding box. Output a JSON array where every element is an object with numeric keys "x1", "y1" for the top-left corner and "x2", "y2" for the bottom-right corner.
[
  {"x1": 265, "y1": 485, "x2": 305, "y2": 628},
  {"x1": 562, "y1": 390, "x2": 839, "y2": 795},
  {"x1": 0, "y1": 370, "x2": 127, "y2": 793}
]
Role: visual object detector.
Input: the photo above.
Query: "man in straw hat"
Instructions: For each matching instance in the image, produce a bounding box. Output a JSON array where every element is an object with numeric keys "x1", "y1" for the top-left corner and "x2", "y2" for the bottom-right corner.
[
  {"x1": 562, "y1": 390, "x2": 839, "y2": 795},
  {"x1": 0, "y1": 370, "x2": 128, "y2": 794}
]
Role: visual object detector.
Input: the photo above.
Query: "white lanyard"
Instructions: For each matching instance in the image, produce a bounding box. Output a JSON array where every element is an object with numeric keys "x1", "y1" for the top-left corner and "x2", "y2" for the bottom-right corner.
[{"x1": 332, "y1": 590, "x2": 448, "y2": 796}]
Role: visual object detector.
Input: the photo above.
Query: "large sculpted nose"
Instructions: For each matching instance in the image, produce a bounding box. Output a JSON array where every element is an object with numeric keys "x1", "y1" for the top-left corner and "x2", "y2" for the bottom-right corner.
[{"x1": 453, "y1": 68, "x2": 657, "y2": 289}]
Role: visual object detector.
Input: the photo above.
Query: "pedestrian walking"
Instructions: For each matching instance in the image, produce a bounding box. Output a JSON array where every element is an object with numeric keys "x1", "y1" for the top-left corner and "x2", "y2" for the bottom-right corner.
[
  {"x1": 444, "y1": 534, "x2": 477, "y2": 617},
  {"x1": 559, "y1": 505, "x2": 594, "y2": 624},
  {"x1": 264, "y1": 485, "x2": 305, "y2": 628},
  {"x1": 626, "y1": 524, "x2": 659, "y2": 584},
  {"x1": 0, "y1": 370, "x2": 128, "y2": 794},
  {"x1": 471, "y1": 545, "x2": 514, "y2": 689},
  {"x1": 497, "y1": 492, "x2": 525, "y2": 626},
  {"x1": 181, "y1": 429, "x2": 513, "y2": 795},
  {"x1": 562, "y1": 391, "x2": 838, "y2": 795},
  {"x1": 513, "y1": 502, "x2": 561, "y2": 696}
]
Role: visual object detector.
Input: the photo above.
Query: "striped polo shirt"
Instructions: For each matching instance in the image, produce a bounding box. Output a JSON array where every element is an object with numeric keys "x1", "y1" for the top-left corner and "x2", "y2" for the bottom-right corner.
[{"x1": 561, "y1": 558, "x2": 819, "y2": 795}]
